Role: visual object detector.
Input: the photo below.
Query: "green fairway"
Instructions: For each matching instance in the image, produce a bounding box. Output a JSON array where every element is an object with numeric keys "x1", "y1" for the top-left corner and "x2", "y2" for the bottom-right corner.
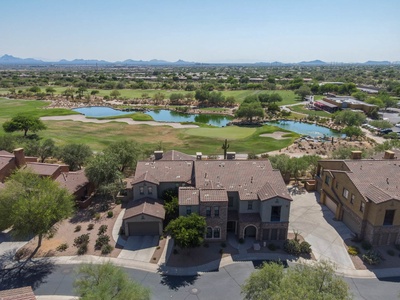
[
  {"x1": 289, "y1": 104, "x2": 332, "y2": 118},
  {"x1": 0, "y1": 98, "x2": 298, "y2": 154}
]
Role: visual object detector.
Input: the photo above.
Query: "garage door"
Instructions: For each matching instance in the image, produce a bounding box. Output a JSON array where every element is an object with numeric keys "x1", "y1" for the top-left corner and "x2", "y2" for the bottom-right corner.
[
  {"x1": 128, "y1": 222, "x2": 160, "y2": 236},
  {"x1": 325, "y1": 196, "x2": 337, "y2": 214},
  {"x1": 342, "y1": 210, "x2": 360, "y2": 234}
]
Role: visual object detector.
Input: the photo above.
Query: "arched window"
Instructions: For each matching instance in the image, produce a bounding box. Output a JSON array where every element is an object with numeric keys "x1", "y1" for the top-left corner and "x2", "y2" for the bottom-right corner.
[
  {"x1": 213, "y1": 227, "x2": 220, "y2": 238},
  {"x1": 206, "y1": 227, "x2": 213, "y2": 238}
]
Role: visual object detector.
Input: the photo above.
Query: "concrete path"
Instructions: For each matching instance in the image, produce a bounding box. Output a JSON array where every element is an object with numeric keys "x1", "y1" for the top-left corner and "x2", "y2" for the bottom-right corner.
[
  {"x1": 289, "y1": 192, "x2": 355, "y2": 271},
  {"x1": 112, "y1": 208, "x2": 125, "y2": 247},
  {"x1": 0, "y1": 230, "x2": 28, "y2": 256},
  {"x1": 41, "y1": 115, "x2": 199, "y2": 128},
  {"x1": 117, "y1": 235, "x2": 159, "y2": 262}
]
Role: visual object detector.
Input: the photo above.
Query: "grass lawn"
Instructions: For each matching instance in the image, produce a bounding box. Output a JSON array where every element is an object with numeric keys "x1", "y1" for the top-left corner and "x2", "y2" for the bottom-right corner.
[
  {"x1": 0, "y1": 98, "x2": 298, "y2": 154},
  {"x1": 289, "y1": 104, "x2": 332, "y2": 118},
  {"x1": 93, "y1": 112, "x2": 154, "y2": 121}
]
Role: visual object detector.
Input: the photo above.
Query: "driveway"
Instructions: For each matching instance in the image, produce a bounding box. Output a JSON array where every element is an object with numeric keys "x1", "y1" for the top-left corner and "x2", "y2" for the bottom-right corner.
[
  {"x1": 0, "y1": 230, "x2": 29, "y2": 257},
  {"x1": 289, "y1": 192, "x2": 355, "y2": 271},
  {"x1": 117, "y1": 235, "x2": 159, "y2": 262}
]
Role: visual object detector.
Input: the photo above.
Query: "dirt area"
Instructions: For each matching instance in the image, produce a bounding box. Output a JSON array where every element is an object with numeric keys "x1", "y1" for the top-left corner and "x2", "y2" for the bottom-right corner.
[
  {"x1": 260, "y1": 131, "x2": 290, "y2": 140},
  {"x1": 19, "y1": 198, "x2": 123, "y2": 259},
  {"x1": 150, "y1": 237, "x2": 167, "y2": 264},
  {"x1": 166, "y1": 242, "x2": 238, "y2": 268},
  {"x1": 345, "y1": 239, "x2": 400, "y2": 270}
]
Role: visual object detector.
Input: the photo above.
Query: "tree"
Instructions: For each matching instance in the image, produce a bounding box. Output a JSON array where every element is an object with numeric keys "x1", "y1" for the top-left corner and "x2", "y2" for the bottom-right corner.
[
  {"x1": 24, "y1": 138, "x2": 56, "y2": 162},
  {"x1": 104, "y1": 140, "x2": 142, "y2": 173},
  {"x1": 342, "y1": 126, "x2": 364, "y2": 140},
  {"x1": 295, "y1": 85, "x2": 311, "y2": 100},
  {"x1": 3, "y1": 115, "x2": 47, "y2": 137},
  {"x1": 236, "y1": 97, "x2": 264, "y2": 123},
  {"x1": 0, "y1": 170, "x2": 74, "y2": 255},
  {"x1": 74, "y1": 262, "x2": 150, "y2": 300},
  {"x1": 241, "y1": 260, "x2": 351, "y2": 300},
  {"x1": 165, "y1": 213, "x2": 206, "y2": 249},
  {"x1": 63, "y1": 88, "x2": 75, "y2": 100},
  {"x1": 45, "y1": 87, "x2": 56, "y2": 96},
  {"x1": 110, "y1": 90, "x2": 121, "y2": 99},
  {"x1": 0, "y1": 134, "x2": 17, "y2": 152},
  {"x1": 58, "y1": 143, "x2": 92, "y2": 171},
  {"x1": 334, "y1": 110, "x2": 366, "y2": 127},
  {"x1": 303, "y1": 155, "x2": 322, "y2": 177}
]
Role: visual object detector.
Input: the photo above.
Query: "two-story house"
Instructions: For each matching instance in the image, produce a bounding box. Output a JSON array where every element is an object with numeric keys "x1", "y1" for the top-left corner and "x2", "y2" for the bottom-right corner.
[
  {"x1": 123, "y1": 150, "x2": 292, "y2": 241},
  {"x1": 316, "y1": 151, "x2": 400, "y2": 246}
]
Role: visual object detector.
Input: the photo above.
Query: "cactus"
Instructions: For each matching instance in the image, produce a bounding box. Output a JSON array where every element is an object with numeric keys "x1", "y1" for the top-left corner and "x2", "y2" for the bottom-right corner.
[{"x1": 222, "y1": 139, "x2": 230, "y2": 159}]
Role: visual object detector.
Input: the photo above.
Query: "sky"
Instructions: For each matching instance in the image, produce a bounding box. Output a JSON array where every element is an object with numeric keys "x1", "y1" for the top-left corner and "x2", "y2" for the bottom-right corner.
[{"x1": 1, "y1": 0, "x2": 399, "y2": 63}]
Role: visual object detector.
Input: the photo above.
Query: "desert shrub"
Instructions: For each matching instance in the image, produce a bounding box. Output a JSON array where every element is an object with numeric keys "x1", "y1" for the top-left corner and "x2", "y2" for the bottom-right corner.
[
  {"x1": 87, "y1": 223, "x2": 94, "y2": 230},
  {"x1": 75, "y1": 225, "x2": 81, "y2": 232},
  {"x1": 115, "y1": 198, "x2": 122, "y2": 205},
  {"x1": 284, "y1": 239, "x2": 301, "y2": 255},
  {"x1": 74, "y1": 234, "x2": 90, "y2": 247},
  {"x1": 95, "y1": 235, "x2": 110, "y2": 250},
  {"x1": 94, "y1": 212, "x2": 100, "y2": 220},
  {"x1": 300, "y1": 241, "x2": 312, "y2": 254},
  {"x1": 156, "y1": 246, "x2": 161, "y2": 250},
  {"x1": 56, "y1": 243, "x2": 69, "y2": 252},
  {"x1": 347, "y1": 246, "x2": 359, "y2": 256},
  {"x1": 77, "y1": 244, "x2": 88, "y2": 255},
  {"x1": 14, "y1": 248, "x2": 31, "y2": 261},
  {"x1": 268, "y1": 243, "x2": 277, "y2": 251},
  {"x1": 101, "y1": 244, "x2": 113, "y2": 255},
  {"x1": 98, "y1": 225, "x2": 108, "y2": 235},
  {"x1": 107, "y1": 211, "x2": 113, "y2": 218},
  {"x1": 362, "y1": 250, "x2": 381, "y2": 265},
  {"x1": 361, "y1": 240, "x2": 372, "y2": 250},
  {"x1": 387, "y1": 249, "x2": 395, "y2": 256}
]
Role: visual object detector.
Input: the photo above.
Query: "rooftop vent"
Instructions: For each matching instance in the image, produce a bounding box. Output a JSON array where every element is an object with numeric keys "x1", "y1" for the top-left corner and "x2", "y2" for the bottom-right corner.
[
  {"x1": 384, "y1": 150, "x2": 395, "y2": 160},
  {"x1": 351, "y1": 151, "x2": 362, "y2": 160},
  {"x1": 154, "y1": 150, "x2": 163, "y2": 160}
]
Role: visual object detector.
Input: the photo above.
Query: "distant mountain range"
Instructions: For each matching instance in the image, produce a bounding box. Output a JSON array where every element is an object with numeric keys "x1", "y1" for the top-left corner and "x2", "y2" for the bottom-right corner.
[{"x1": 0, "y1": 54, "x2": 398, "y2": 66}]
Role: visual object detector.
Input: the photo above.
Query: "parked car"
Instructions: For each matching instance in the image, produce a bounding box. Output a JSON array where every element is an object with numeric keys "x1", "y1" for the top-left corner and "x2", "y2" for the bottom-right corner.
[
  {"x1": 395, "y1": 123, "x2": 400, "y2": 128},
  {"x1": 380, "y1": 128, "x2": 393, "y2": 134}
]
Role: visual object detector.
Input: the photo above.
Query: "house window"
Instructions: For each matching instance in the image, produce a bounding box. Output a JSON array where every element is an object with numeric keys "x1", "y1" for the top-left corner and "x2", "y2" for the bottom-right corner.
[
  {"x1": 350, "y1": 194, "x2": 355, "y2": 203},
  {"x1": 383, "y1": 210, "x2": 395, "y2": 226},
  {"x1": 248, "y1": 201, "x2": 253, "y2": 210},
  {"x1": 342, "y1": 188, "x2": 349, "y2": 199},
  {"x1": 206, "y1": 227, "x2": 212, "y2": 238},
  {"x1": 325, "y1": 175, "x2": 330, "y2": 185},
  {"x1": 206, "y1": 207, "x2": 211, "y2": 217},
  {"x1": 359, "y1": 202, "x2": 365, "y2": 213},
  {"x1": 213, "y1": 227, "x2": 220, "y2": 238},
  {"x1": 214, "y1": 206, "x2": 220, "y2": 217},
  {"x1": 186, "y1": 206, "x2": 192, "y2": 215},
  {"x1": 139, "y1": 186, "x2": 144, "y2": 195},
  {"x1": 147, "y1": 186, "x2": 152, "y2": 194},
  {"x1": 271, "y1": 206, "x2": 281, "y2": 222},
  {"x1": 228, "y1": 196, "x2": 234, "y2": 207}
]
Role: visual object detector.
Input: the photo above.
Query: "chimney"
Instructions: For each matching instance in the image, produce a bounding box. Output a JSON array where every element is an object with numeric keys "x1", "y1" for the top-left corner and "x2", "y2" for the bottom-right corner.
[
  {"x1": 154, "y1": 150, "x2": 163, "y2": 160},
  {"x1": 350, "y1": 151, "x2": 362, "y2": 160},
  {"x1": 13, "y1": 148, "x2": 26, "y2": 167},
  {"x1": 226, "y1": 152, "x2": 236, "y2": 160},
  {"x1": 196, "y1": 152, "x2": 202, "y2": 160},
  {"x1": 383, "y1": 150, "x2": 395, "y2": 160},
  {"x1": 60, "y1": 165, "x2": 70, "y2": 173}
]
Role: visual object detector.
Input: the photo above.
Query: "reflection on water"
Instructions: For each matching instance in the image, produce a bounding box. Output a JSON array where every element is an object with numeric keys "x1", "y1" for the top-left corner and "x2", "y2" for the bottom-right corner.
[{"x1": 265, "y1": 120, "x2": 342, "y2": 138}]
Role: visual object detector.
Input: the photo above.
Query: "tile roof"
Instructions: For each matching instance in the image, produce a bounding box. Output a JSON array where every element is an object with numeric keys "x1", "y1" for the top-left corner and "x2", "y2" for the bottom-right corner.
[
  {"x1": 179, "y1": 187, "x2": 199, "y2": 205},
  {"x1": 55, "y1": 171, "x2": 89, "y2": 194},
  {"x1": 25, "y1": 162, "x2": 59, "y2": 176},
  {"x1": 324, "y1": 159, "x2": 400, "y2": 204},
  {"x1": 131, "y1": 171, "x2": 159, "y2": 185},
  {"x1": 0, "y1": 286, "x2": 36, "y2": 300},
  {"x1": 0, "y1": 150, "x2": 12, "y2": 156},
  {"x1": 134, "y1": 160, "x2": 193, "y2": 184},
  {"x1": 200, "y1": 189, "x2": 228, "y2": 202},
  {"x1": 160, "y1": 150, "x2": 196, "y2": 161},
  {"x1": 0, "y1": 156, "x2": 13, "y2": 170},
  {"x1": 123, "y1": 198, "x2": 165, "y2": 220}
]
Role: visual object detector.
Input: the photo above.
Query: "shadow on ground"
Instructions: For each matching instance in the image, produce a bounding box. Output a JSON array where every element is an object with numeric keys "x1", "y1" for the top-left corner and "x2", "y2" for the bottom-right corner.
[
  {"x1": 159, "y1": 272, "x2": 199, "y2": 291},
  {"x1": 0, "y1": 249, "x2": 55, "y2": 290}
]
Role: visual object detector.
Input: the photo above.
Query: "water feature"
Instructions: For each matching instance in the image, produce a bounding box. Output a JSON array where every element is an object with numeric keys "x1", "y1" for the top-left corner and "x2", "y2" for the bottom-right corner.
[
  {"x1": 73, "y1": 107, "x2": 233, "y2": 127},
  {"x1": 73, "y1": 106, "x2": 132, "y2": 117},
  {"x1": 265, "y1": 120, "x2": 342, "y2": 138}
]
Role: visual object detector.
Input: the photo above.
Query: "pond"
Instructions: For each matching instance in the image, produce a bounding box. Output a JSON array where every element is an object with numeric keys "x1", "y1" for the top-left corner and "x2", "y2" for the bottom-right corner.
[
  {"x1": 72, "y1": 107, "x2": 233, "y2": 127},
  {"x1": 265, "y1": 120, "x2": 342, "y2": 138}
]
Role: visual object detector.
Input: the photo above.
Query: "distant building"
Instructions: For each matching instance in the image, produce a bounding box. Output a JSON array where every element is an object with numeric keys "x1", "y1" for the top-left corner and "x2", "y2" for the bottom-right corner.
[{"x1": 323, "y1": 95, "x2": 378, "y2": 114}]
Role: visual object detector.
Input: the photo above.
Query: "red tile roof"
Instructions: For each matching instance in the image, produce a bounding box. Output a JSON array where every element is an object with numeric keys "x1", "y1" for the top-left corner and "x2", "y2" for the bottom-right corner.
[
  {"x1": 25, "y1": 162, "x2": 59, "y2": 176},
  {"x1": 160, "y1": 150, "x2": 196, "y2": 161},
  {"x1": 0, "y1": 286, "x2": 36, "y2": 300},
  {"x1": 55, "y1": 171, "x2": 89, "y2": 194},
  {"x1": 200, "y1": 189, "x2": 228, "y2": 202},
  {"x1": 131, "y1": 171, "x2": 159, "y2": 185},
  {"x1": 134, "y1": 160, "x2": 193, "y2": 184},
  {"x1": 179, "y1": 187, "x2": 199, "y2": 205}
]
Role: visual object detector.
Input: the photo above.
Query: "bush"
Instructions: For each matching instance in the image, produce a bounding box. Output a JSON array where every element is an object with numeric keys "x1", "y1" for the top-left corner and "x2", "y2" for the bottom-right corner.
[
  {"x1": 284, "y1": 239, "x2": 301, "y2": 255},
  {"x1": 107, "y1": 211, "x2": 114, "y2": 218},
  {"x1": 268, "y1": 243, "x2": 277, "y2": 251},
  {"x1": 75, "y1": 225, "x2": 81, "y2": 232},
  {"x1": 95, "y1": 235, "x2": 110, "y2": 250},
  {"x1": 94, "y1": 212, "x2": 100, "y2": 220},
  {"x1": 300, "y1": 241, "x2": 312, "y2": 254},
  {"x1": 387, "y1": 249, "x2": 395, "y2": 256},
  {"x1": 77, "y1": 244, "x2": 88, "y2": 255},
  {"x1": 87, "y1": 223, "x2": 94, "y2": 230},
  {"x1": 101, "y1": 244, "x2": 113, "y2": 255},
  {"x1": 361, "y1": 240, "x2": 372, "y2": 250},
  {"x1": 347, "y1": 246, "x2": 360, "y2": 256},
  {"x1": 98, "y1": 225, "x2": 108, "y2": 235},
  {"x1": 74, "y1": 234, "x2": 90, "y2": 247},
  {"x1": 56, "y1": 243, "x2": 68, "y2": 252},
  {"x1": 362, "y1": 250, "x2": 381, "y2": 265}
]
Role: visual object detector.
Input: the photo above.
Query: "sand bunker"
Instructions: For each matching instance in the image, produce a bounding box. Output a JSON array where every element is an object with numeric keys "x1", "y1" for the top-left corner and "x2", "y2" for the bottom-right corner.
[{"x1": 260, "y1": 131, "x2": 289, "y2": 140}]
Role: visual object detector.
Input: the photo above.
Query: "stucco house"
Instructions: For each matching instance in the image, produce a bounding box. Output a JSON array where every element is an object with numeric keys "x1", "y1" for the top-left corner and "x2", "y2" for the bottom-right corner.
[
  {"x1": 123, "y1": 150, "x2": 292, "y2": 241},
  {"x1": 316, "y1": 150, "x2": 400, "y2": 245},
  {"x1": 0, "y1": 148, "x2": 93, "y2": 204}
]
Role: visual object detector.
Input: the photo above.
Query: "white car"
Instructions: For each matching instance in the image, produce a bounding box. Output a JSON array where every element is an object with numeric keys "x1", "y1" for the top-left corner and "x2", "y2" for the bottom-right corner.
[{"x1": 396, "y1": 123, "x2": 400, "y2": 128}]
